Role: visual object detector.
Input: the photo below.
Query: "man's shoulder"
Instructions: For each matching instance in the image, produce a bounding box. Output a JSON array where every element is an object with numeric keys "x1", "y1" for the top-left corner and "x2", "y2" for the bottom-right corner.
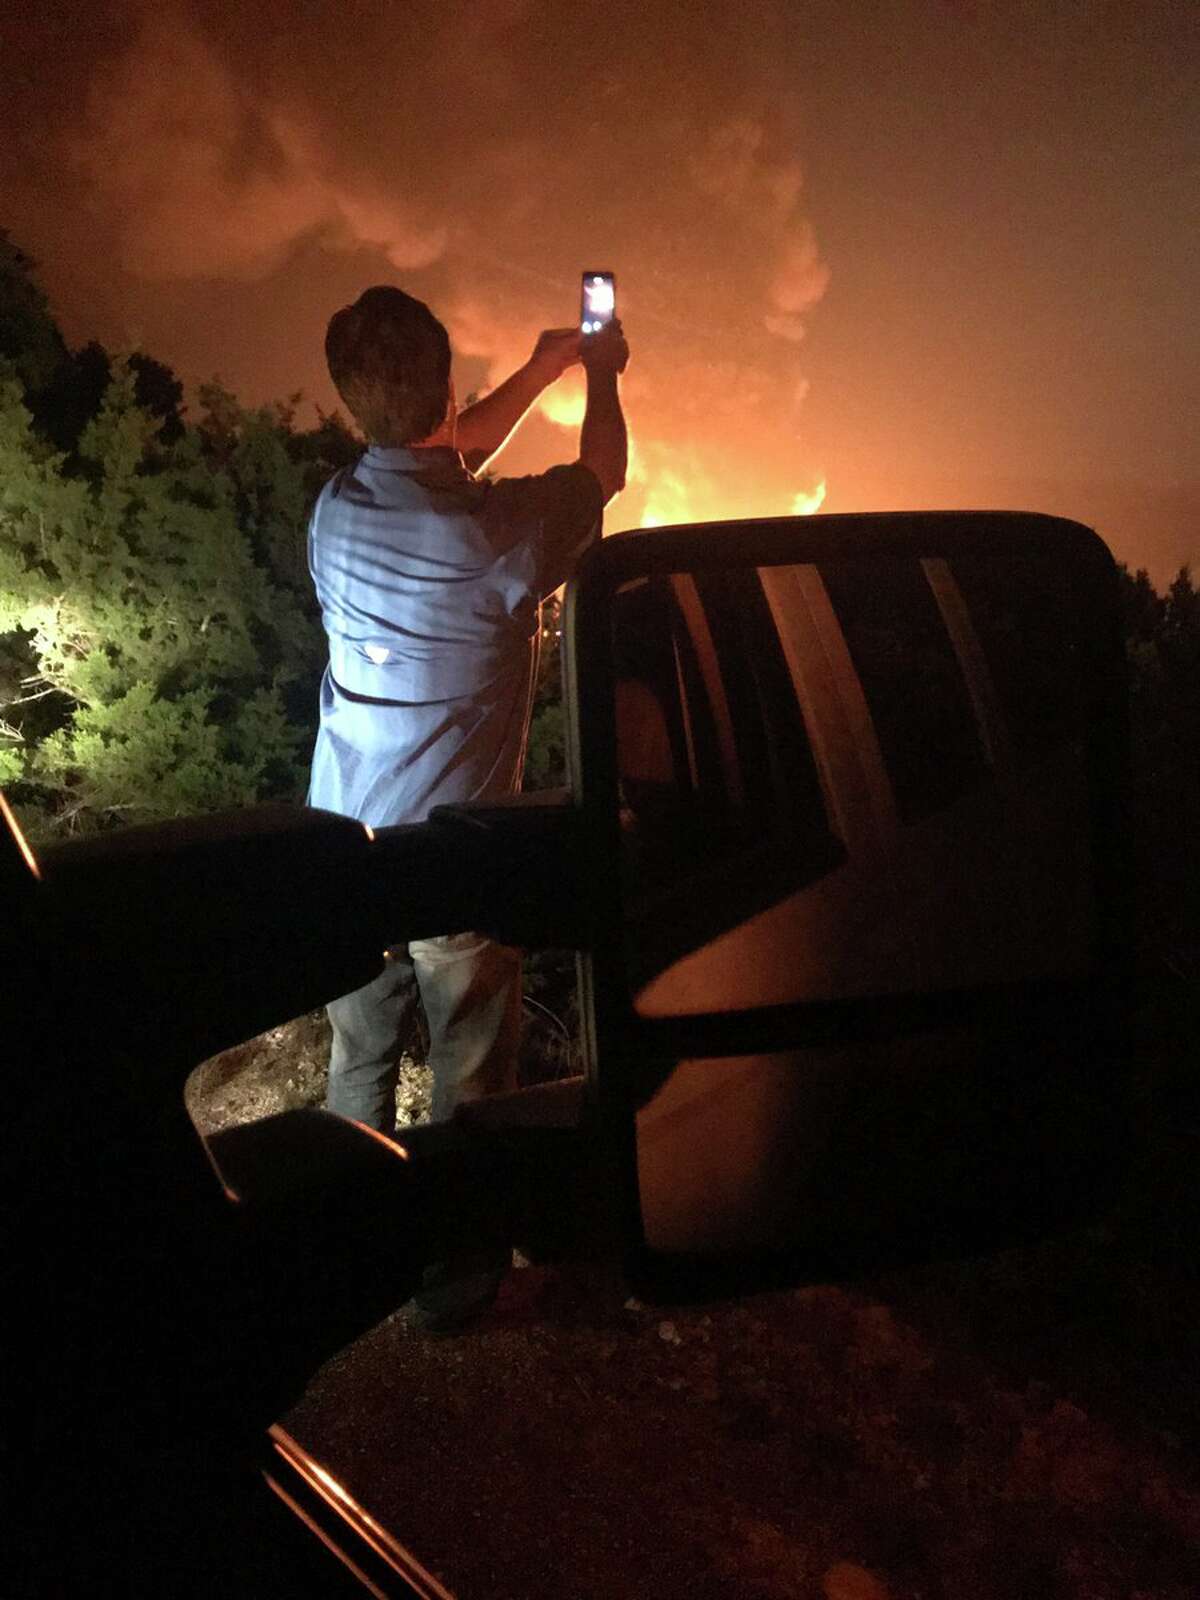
[
  {"x1": 313, "y1": 451, "x2": 447, "y2": 524},
  {"x1": 489, "y1": 459, "x2": 599, "y2": 491},
  {"x1": 314, "y1": 455, "x2": 366, "y2": 508},
  {"x1": 484, "y1": 460, "x2": 603, "y2": 519},
  {"x1": 480, "y1": 462, "x2": 604, "y2": 594}
]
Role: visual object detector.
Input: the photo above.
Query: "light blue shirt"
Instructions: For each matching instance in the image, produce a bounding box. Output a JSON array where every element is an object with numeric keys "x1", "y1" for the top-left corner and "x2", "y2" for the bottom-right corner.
[{"x1": 306, "y1": 445, "x2": 602, "y2": 827}]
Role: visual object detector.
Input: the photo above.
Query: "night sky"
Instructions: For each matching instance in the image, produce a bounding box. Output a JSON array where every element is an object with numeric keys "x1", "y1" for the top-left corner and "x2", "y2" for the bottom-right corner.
[{"x1": 2, "y1": 0, "x2": 1195, "y2": 577}]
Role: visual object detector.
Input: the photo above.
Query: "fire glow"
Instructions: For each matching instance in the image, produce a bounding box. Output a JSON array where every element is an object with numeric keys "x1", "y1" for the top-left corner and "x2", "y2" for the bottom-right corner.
[
  {"x1": 531, "y1": 374, "x2": 827, "y2": 531},
  {"x1": 623, "y1": 436, "x2": 827, "y2": 532},
  {"x1": 638, "y1": 470, "x2": 828, "y2": 530}
]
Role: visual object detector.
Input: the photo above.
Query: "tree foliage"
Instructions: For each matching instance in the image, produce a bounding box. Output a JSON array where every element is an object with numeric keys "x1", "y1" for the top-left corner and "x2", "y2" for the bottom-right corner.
[
  {"x1": 36, "y1": 341, "x2": 186, "y2": 454},
  {"x1": 1117, "y1": 563, "x2": 1200, "y2": 964},
  {"x1": 524, "y1": 594, "x2": 568, "y2": 791},
  {"x1": 0, "y1": 366, "x2": 330, "y2": 832},
  {"x1": 0, "y1": 230, "x2": 67, "y2": 397},
  {"x1": 0, "y1": 239, "x2": 360, "y2": 837}
]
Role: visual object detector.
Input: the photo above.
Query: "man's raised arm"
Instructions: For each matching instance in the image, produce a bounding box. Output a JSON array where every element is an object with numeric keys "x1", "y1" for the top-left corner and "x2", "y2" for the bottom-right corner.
[
  {"x1": 456, "y1": 329, "x2": 581, "y2": 474},
  {"x1": 577, "y1": 318, "x2": 629, "y2": 506}
]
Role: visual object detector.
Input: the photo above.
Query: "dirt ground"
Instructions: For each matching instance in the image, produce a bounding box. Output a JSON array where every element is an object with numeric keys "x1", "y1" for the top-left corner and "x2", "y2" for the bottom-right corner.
[{"x1": 188, "y1": 993, "x2": 1200, "y2": 1600}]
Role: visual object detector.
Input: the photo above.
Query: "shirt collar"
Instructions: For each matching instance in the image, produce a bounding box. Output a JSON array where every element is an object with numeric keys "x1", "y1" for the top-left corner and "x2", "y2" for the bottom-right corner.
[{"x1": 365, "y1": 444, "x2": 468, "y2": 475}]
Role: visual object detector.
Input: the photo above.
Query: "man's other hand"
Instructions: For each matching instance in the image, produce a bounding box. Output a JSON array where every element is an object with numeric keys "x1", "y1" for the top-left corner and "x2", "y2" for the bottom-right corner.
[
  {"x1": 530, "y1": 328, "x2": 582, "y2": 383},
  {"x1": 580, "y1": 317, "x2": 629, "y2": 376}
]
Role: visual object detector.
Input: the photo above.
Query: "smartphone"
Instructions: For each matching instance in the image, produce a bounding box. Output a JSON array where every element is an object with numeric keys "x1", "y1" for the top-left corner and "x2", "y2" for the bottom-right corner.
[{"x1": 581, "y1": 271, "x2": 616, "y2": 335}]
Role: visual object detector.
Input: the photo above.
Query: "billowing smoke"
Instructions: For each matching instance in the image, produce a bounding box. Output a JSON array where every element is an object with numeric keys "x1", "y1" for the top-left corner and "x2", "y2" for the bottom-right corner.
[
  {"x1": 73, "y1": 10, "x2": 447, "y2": 281},
  {"x1": 66, "y1": 0, "x2": 831, "y2": 525}
]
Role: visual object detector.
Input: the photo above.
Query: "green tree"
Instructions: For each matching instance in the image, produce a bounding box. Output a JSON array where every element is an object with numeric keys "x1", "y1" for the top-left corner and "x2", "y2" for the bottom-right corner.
[
  {"x1": 0, "y1": 230, "x2": 67, "y2": 398},
  {"x1": 524, "y1": 594, "x2": 568, "y2": 790},
  {"x1": 0, "y1": 363, "x2": 322, "y2": 835},
  {"x1": 1118, "y1": 563, "x2": 1200, "y2": 966},
  {"x1": 196, "y1": 381, "x2": 360, "y2": 594},
  {"x1": 37, "y1": 341, "x2": 186, "y2": 454}
]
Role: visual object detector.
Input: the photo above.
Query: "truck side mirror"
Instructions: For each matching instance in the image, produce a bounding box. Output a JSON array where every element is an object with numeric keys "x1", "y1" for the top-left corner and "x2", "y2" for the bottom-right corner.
[{"x1": 563, "y1": 511, "x2": 1131, "y2": 1300}]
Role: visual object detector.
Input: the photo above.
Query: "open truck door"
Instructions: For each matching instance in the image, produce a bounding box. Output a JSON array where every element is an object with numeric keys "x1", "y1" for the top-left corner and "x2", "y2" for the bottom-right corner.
[{"x1": 564, "y1": 511, "x2": 1130, "y2": 1298}]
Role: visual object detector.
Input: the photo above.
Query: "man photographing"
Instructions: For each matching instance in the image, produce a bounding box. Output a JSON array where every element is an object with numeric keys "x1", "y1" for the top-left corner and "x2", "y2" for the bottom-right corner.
[{"x1": 307, "y1": 285, "x2": 627, "y2": 1324}]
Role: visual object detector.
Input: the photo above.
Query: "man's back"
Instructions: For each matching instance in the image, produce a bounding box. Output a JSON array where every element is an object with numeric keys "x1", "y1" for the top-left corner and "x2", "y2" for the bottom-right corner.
[{"x1": 307, "y1": 444, "x2": 601, "y2": 827}]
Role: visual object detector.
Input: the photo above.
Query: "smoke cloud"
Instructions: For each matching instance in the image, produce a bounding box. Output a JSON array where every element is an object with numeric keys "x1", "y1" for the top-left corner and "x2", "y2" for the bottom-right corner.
[
  {"x1": 73, "y1": 10, "x2": 447, "y2": 281},
  {"x1": 6, "y1": 0, "x2": 1196, "y2": 575},
  {"x1": 62, "y1": 0, "x2": 832, "y2": 523}
]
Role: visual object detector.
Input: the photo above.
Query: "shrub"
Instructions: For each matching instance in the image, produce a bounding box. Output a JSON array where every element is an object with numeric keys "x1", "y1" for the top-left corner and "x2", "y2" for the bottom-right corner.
[{"x1": 0, "y1": 364, "x2": 327, "y2": 837}]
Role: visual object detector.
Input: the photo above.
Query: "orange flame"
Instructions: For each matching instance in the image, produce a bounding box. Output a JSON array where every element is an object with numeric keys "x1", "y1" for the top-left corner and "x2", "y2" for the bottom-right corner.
[
  {"x1": 536, "y1": 374, "x2": 587, "y2": 429},
  {"x1": 623, "y1": 438, "x2": 826, "y2": 531},
  {"x1": 791, "y1": 479, "x2": 827, "y2": 516}
]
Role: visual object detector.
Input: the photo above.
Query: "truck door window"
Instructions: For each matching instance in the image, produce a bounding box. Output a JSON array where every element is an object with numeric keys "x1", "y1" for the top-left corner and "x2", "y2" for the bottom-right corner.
[
  {"x1": 949, "y1": 553, "x2": 1087, "y2": 758},
  {"x1": 611, "y1": 569, "x2": 844, "y2": 992},
  {"x1": 819, "y1": 559, "x2": 989, "y2": 824},
  {"x1": 689, "y1": 568, "x2": 838, "y2": 846}
]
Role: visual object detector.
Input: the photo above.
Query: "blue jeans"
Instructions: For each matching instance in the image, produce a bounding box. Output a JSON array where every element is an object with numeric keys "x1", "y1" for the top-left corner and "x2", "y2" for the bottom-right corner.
[{"x1": 326, "y1": 933, "x2": 522, "y2": 1133}]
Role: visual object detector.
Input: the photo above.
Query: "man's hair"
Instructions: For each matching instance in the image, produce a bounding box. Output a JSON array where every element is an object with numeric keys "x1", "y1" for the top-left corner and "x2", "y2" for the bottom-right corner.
[{"x1": 324, "y1": 287, "x2": 451, "y2": 445}]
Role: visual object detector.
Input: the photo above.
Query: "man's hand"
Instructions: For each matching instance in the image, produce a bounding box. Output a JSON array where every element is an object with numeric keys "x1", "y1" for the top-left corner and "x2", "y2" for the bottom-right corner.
[
  {"x1": 530, "y1": 328, "x2": 582, "y2": 384},
  {"x1": 580, "y1": 317, "x2": 629, "y2": 376}
]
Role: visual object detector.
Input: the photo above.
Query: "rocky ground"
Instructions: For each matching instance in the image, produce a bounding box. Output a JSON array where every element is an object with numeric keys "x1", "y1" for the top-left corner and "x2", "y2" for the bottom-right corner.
[
  {"x1": 187, "y1": 984, "x2": 1200, "y2": 1600},
  {"x1": 185, "y1": 1007, "x2": 432, "y2": 1133}
]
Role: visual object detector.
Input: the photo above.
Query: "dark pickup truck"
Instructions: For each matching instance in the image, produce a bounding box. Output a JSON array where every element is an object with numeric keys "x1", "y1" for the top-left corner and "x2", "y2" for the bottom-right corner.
[{"x1": 3, "y1": 510, "x2": 1130, "y2": 1595}]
